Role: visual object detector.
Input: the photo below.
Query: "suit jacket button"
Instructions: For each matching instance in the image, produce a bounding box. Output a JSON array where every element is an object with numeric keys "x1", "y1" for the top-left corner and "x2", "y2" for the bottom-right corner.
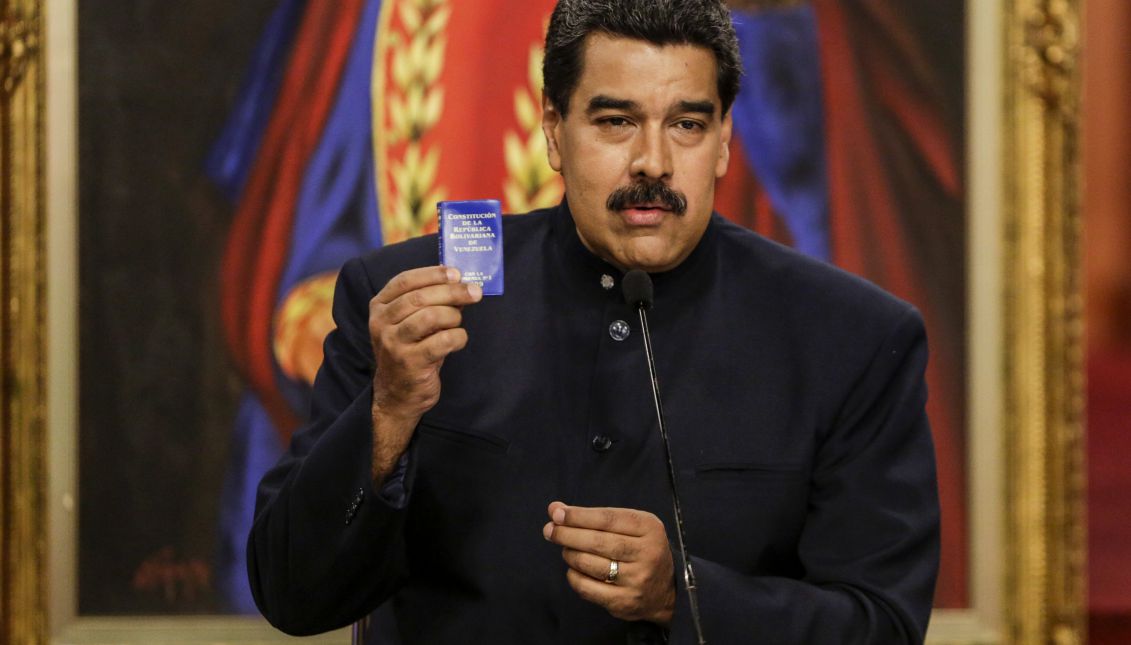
[
  {"x1": 591, "y1": 435, "x2": 613, "y2": 452},
  {"x1": 608, "y1": 320, "x2": 630, "y2": 341}
]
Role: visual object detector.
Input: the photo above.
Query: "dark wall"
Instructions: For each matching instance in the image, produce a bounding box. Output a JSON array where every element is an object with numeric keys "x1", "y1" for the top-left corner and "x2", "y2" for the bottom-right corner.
[{"x1": 78, "y1": 0, "x2": 278, "y2": 614}]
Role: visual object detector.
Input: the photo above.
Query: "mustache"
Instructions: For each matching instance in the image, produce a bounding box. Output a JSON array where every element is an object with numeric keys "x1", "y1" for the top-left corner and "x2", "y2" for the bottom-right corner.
[{"x1": 606, "y1": 180, "x2": 687, "y2": 216}]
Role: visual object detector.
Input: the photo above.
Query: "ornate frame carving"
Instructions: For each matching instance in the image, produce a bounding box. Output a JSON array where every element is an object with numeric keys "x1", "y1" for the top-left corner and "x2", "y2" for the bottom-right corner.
[
  {"x1": 0, "y1": 0, "x2": 45, "y2": 643},
  {"x1": 0, "y1": 0, "x2": 1085, "y2": 642},
  {"x1": 1002, "y1": 0, "x2": 1085, "y2": 642}
]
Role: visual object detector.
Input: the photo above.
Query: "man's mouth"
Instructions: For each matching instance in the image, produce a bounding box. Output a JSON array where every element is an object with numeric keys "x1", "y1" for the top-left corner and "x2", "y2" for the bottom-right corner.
[
  {"x1": 619, "y1": 203, "x2": 670, "y2": 226},
  {"x1": 624, "y1": 202, "x2": 669, "y2": 212}
]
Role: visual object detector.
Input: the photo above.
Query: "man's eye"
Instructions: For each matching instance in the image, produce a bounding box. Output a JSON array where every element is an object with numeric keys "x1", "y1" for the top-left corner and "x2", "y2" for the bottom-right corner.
[
  {"x1": 602, "y1": 117, "x2": 630, "y2": 127},
  {"x1": 675, "y1": 120, "x2": 704, "y2": 131}
]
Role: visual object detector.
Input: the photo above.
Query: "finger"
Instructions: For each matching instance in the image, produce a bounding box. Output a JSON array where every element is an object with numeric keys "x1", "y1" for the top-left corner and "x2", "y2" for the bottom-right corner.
[
  {"x1": 562, "y1": 547, "x2": 623, "y2": 583},
  {"x1": 409, "y1": 327, "x2": 469, "y2": 366},
  {"x1": 382, "y1": 282, "x2": 482, "y2": 325},
  {"x1": 376, "y1": 266, "x2": 461, "y2": 305},
  {"x1": 547, "y1": 500, "x2": 567, "y2": 520},
  {"x1": 552, "y1": 504, "x2": 653, "y2": 538},
  {"x1": 395, "y1": 305, "x2": 463, "y2": 343},
  {"x1": 545, "y1": 524, "x2": 640, "y2": 562}
]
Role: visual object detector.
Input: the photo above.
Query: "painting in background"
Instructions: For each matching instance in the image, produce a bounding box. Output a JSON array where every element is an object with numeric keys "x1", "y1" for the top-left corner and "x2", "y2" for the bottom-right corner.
[{"x1": 78, "y1": 0, "x2": 967, "y2": 615}]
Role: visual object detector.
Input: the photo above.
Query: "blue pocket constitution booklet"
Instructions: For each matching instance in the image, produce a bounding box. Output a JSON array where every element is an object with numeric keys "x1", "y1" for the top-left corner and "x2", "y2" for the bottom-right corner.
[{"x1": 437, "y1": 199, "x2": 504, "y2": 296}]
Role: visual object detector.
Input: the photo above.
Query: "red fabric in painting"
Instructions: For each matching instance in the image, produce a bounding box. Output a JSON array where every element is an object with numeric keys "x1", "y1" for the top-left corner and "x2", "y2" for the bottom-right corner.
[{"x1": 221, "y1": 0, "x2": 364, "y2": 440}]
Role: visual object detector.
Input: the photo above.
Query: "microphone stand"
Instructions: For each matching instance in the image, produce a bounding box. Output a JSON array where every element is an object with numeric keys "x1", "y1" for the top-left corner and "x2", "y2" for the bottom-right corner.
[{"x1": 631, "y1": 294, "x2": 707, "y2": 645}]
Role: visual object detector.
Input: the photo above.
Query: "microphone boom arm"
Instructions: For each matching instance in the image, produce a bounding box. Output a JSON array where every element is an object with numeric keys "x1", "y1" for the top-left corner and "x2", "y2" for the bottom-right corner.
[{"x1": 635, "y1": 304, "x2": 707, "y2": 645}]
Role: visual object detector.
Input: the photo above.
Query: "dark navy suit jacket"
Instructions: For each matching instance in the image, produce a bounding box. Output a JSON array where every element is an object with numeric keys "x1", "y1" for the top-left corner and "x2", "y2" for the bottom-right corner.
[{"x1": 248, "y1": 202, "x2": 939, "y2": 643}]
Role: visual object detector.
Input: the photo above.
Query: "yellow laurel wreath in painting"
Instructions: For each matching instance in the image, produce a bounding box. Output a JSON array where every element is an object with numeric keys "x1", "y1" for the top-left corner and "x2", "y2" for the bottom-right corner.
[
  {"x1": 503, "y1": 43, "x2": 564, "y2": 213},
  {"x1": 375, "y1": 0, "x2": 450, "y2": 244}
]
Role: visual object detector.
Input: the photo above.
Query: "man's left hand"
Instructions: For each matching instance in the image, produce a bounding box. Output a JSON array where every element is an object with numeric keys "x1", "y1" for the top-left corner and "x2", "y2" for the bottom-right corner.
[{"x1": 543, "y1": 501, "x2": 675, "y2": 626}]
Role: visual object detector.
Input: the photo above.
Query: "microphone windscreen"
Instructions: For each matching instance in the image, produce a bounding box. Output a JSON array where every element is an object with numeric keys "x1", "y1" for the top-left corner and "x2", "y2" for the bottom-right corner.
[{"x1": 622, "y1": 269, "x2": 654, "y2": 310}]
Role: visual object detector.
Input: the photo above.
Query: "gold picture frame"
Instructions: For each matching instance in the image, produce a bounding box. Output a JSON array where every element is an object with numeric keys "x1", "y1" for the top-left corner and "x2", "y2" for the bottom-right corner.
[{"x1": 0, "y1": 0, "x2": 1085, "y2": 642}]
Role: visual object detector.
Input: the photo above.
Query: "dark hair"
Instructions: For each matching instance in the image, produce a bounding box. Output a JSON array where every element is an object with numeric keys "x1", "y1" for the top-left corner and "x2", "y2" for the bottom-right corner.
[{"x1": 543, "y1": 0, "x2": 743, "y2": 117}]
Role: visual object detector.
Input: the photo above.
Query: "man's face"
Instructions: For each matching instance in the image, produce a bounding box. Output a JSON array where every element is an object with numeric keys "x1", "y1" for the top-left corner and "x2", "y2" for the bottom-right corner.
[{"x1": 542, "y1": 34, "x2": 732, "y2": 273}]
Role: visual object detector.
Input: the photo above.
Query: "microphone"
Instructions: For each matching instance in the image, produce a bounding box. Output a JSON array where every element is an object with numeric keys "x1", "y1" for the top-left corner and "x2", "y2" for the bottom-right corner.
[{"x1": 622, "y1": 270, "x2": 706, "y2": 644}]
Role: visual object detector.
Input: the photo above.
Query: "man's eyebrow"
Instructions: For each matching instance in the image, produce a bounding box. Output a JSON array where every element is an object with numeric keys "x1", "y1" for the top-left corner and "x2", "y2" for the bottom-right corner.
[
  {"x1": 586, "y1": 95, "x2": 640, "y2": 114},
  {"x1": 676, "y1": 100, "x2": 717, "y2": 117}
]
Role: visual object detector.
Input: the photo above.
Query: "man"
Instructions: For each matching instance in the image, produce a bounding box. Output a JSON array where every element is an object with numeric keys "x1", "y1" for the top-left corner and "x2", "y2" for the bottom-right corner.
[{"x1": 247, "y1": 0, "x2": 940, "y2": 642}]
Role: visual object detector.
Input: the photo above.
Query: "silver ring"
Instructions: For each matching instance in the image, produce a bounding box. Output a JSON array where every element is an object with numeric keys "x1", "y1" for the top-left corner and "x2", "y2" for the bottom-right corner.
[{"x1": 604, "y1": 560, "x2": 619, "y2": 584}]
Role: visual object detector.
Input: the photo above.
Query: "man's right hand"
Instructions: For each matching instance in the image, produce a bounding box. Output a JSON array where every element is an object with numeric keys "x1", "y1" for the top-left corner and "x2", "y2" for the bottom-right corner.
[{"x1": 367, "y1": 266, "x2": 482, "y2": 481}]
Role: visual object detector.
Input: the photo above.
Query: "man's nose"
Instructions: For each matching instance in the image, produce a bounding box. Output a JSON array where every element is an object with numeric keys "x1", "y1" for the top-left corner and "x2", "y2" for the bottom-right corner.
[{"x1": 629, "y1": 125, "x2": 672, "y2": 180}]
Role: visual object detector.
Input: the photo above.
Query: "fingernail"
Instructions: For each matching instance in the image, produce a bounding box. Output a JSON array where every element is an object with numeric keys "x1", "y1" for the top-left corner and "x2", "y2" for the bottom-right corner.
[
  {"x1": 552, "y1": 508, "x2": 565, "y2": 524},
  {"x1": 467, "y1": 283, "x2": 483, "y2": 301},
  {"x1": 542, "y1": 523, "x2": 553, "y2": 541},
  {"x1": 446, "y1": 267, "x2": 461, "y2": 283}
]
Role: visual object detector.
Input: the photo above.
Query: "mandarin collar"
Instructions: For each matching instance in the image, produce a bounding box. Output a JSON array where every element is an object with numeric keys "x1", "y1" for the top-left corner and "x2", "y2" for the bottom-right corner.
[{"x1": 549, "y1": 198, "x2": 716, "y2": 302}]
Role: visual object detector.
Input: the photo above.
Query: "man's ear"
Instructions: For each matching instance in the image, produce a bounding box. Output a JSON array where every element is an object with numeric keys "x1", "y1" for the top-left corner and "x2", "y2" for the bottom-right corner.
[
  {"x1": 716, "y1": 109, "x2": 733, "y2": 179},
  {"x1": 541, "y1": 95, "x2": 563, "y2": 173}
]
